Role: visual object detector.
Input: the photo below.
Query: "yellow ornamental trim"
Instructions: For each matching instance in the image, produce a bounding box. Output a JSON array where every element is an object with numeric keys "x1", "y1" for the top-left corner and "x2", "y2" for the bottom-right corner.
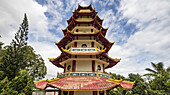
[
  {"x1": 47, "y1": 78, "x2": 60, "y2": 83},
  {"x1": 113, "y1": 58, "x2": 121, "y2": 62},
  {"x1": 122, "y1": 80, "x2": 135, "y2": 84},
  {"x1": 61, "y1": 47, "x2": 69, "y2": 52},
  {"x1": 71, "y1": 46, "x2": 73, "y2": 52},
  {"x1": 55, "y1": 42, "x2": 58, "y2": 44},
  {"x1": 67, "y1": 28, "x2": 71, "y2": 33},
  {"x1": 112, "y1": 41, "x2": 115, "y2": 44},
  {"x1": 99, "y1": 48, "x2": 106, "y2": 52},
  {"x1": 97, "y1": 70, "x2": 99, "y2": 77},
  {"x1": 107, "y1": 78, "x2": 122, "y2": 83},
  {"x1": 48, "y1": 58, "x2": 56, "y2": 61},
  {"x1": 33, "y1": 80, "x2": 46, "y2": 83},
  {"x1": 99, "y1": 28, "x2": 102, "y2": 31},
  {"x1": 68, "y1": 69, "x2": 71, "y2": 76}
]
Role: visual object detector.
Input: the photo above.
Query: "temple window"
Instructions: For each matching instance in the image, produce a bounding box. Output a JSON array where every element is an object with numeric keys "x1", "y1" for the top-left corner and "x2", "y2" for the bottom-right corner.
[
  {"x1": 91, "y1": 29, "x2": 93, "y2": 32},
  {"x1": 67, "y1": 65, "x2": 71, "y2": 71},
  {"x1": 98, "y1": 65, "x2": 101, "y2": 71},
  {"x1": 76, "y1": 29, "x2": 78, "y2": 32},
  {"x1": 82, "y1": 44, "x2": 87, "y2": 48}
]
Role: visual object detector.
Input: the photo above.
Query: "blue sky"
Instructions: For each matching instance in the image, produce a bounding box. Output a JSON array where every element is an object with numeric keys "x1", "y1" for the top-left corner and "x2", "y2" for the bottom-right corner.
[{"x1": 0, "y1": 0, "x2": 170, "y2": 79}]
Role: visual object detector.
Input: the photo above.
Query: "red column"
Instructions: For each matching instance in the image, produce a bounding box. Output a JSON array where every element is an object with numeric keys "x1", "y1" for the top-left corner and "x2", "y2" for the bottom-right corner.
[
  {"x1": 54, "y1": 90, "x2": 56, "y2": 95},
  {"x1": 69, "y1": 91, "x2": 74, "y2": 95},
  {"x1": 58, "y1": 90, "x2": 61, "y2": 95},
  {"x1": 72, "y1": 60, "x2": 76, "y2": 72},
  {"x1": 64, "y1": 64, "x2": 66, "y2": 73},
  {"x1": 91, "y1": 42, "x2": 94, "y2": 47},
  {"x1": 93, "y1": 91, "x2": 97, "y2": 95},
  {"x1": 92, "y1": 60, "x2": 95, "y2": 72},
  {"x1": 103, "y1": 64, "x2": 105, "y2": 73},
  {"x1": 74, "y1": 42, "x2": 77, "y2": 47},
  {"x1": 44, "y1": 90, "x2": 46, "y2": 95}
]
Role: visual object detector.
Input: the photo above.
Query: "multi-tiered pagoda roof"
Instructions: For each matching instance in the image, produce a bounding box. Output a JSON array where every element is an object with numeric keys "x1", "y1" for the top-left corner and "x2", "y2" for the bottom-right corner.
[{"x1": 34, "y1": 4, "x2": 135, "y2": 95}]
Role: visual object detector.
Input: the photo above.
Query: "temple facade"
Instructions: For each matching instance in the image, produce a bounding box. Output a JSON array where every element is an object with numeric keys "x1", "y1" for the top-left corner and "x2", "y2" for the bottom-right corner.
[{"x1": 34, "y1": 4, "x2": 135, "y2": 95}]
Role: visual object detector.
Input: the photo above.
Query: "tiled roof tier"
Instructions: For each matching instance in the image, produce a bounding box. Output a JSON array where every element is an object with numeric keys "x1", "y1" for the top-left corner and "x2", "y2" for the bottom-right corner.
[
  {"x1": 50, "y1": 76, "x2": 117, "y2": 91},
  {"x1": 34, "y1": 76, "x2": 135, "y2": 91},
  {"x1": 77, "y1": 4, "x2": 93, "y2": 11},
  {"x1": 63, "y1": 17, "x2": 105, "y2": 34},
  {"x1": 49, "y1": 52, "x2": 69, "y2": 68},
  {"x1": 100, "y1": 52, "x2": 120, "y2": 69},
  {"x1": 67, "y1": 15, "x2": 103, "y2": 26},
  {"x1": 119, "y1": 82, "x2": 134, "y2": 90},
  {"x1": 67, "y1": 13, "x2": 103, "y2": 25},
  {"x1": 49, "y1": 51, "x2": 120, "y2": 69},
  {"x1": 62, "y1": 25, "x2": 107, "y2": 36},
  {"x1": 34, "y1": 81, "x2": 48, "y2": 89},
  {"x1": 56, "y1": 31, "x2": 112, "y2": 52}
]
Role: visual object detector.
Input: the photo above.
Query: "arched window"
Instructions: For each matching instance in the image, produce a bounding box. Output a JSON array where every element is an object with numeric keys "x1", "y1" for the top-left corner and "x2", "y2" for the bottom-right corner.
[
  {"x1": 67, "y1": 65, "x2": 71, "y2": 71},
  {"x1": 98, "y1": 65, "x2": 101, "y2": 71},
  {"x1": 82, "y1": 44, "x2": 87, "y2": 48},
  {"x1": 76, "y1": 29, "x2": 78, "y2": 32},
  {"x1": 91, "y1": 29, "x2": 93, "y2": 32}
]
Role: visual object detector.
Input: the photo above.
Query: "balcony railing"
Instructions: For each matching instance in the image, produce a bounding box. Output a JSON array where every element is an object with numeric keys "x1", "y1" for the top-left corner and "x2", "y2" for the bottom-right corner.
[
  {"x1": 62, "y1": 47, "x2": 106, "y2": 53},
  {"x1": 70, "y1": 48, "x2": 99, "y2": 52},
  {"x1": 57, "y1": 71, "x2": 112, "y2": 79}
]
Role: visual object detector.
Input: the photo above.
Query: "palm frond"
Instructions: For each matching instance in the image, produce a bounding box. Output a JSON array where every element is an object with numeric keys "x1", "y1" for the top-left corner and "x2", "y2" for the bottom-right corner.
[
  {"x1": 157, "y1": 62, "x2": 164, "y2": 71},
  {"x1": 151, "y1": 62, "x2": 157, "y2": 70},
  {"x1": 145, "y1": 68, "x2": 157, "y2": 74},
  {"x1": 143, "y1": 73, "x2": 157, "y2": 77}
]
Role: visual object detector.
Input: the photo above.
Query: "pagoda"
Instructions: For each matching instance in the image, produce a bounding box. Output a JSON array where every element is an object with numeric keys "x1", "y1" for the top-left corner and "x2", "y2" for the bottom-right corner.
[{"x1": 34, "y1": 4, "x2": 135, "y2": 95}]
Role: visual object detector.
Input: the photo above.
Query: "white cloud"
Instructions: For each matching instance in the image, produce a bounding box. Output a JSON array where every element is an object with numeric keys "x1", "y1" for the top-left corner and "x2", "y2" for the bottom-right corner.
[
  {"x1": 0, "y1": 0, "x2": 60, "y2": 44},
  {"x1": 106, "y1": 0, "x2": 170, "y2": 76},
  {"x1": 0, "y1": 0, "x2": 62, "y2": 78}
]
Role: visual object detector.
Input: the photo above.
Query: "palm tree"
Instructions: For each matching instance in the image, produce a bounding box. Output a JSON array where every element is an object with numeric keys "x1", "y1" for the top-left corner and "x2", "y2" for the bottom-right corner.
[
  {"x1": 143, "y1": 62, "x2": 167, "y2": 77},
  {"x1": 143, "y1": 62, "x2": 170, "y2": 94}
]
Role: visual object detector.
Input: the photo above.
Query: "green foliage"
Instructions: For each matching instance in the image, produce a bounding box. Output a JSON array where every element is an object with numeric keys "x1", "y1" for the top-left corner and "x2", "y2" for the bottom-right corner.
[
  {"x1": 110, "y1": 87, "x2": 133, "y2": 95},
  {"x1": 109, "y1": 62, "x2": 170, "y2": 95},
  {"x1": 111, "y1": 73, "x2": 126, "y2": 80},
  {"x1": 0, "y1": 70, "x2": 34, "y2": 95},
  {"x1": 0, "y1": 14, "x2": 46, "y2": 94}
]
